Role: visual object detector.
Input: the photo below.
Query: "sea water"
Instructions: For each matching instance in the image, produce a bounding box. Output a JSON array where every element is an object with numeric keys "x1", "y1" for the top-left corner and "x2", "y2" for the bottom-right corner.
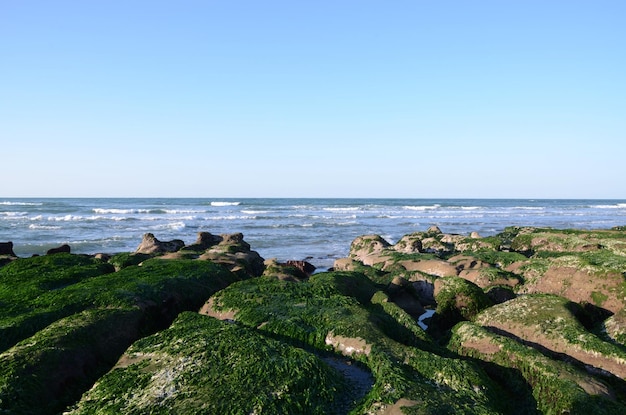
[{"x1": 1, "y1": 198, "x2": 626, "y2": 269}]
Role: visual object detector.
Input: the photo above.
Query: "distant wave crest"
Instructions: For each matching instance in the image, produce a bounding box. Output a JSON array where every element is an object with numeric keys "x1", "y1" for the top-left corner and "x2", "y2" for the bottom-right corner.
[
  {"x1": 403, "y1": 204, "x2": 440, "y2": 211},
  {"x1": 0, "y1": 201, "x2": 43, "y2": 206},
  {"x1": 211, "y1": 201, "x2": 241, "y2": 207},
  {"x1": 592, "y1": 204, "x2": 626, "y2": 209},
  {"x1": 93, "y1": 208, "x2": 157, "y2": 214}
]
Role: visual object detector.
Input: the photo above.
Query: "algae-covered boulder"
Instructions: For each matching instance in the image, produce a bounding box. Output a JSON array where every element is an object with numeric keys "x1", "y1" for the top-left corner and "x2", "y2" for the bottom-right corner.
[
  {"x1": 196, "y1": 232, "x2": 265, "y2": 277},
  {"x1": 348, "y1": 234, "x2": 392, "y2": 266},
  {"x1": 432, "y1": 276, "x2": 493, "y2": 330},
  {"x1": 262, "y1": 258, "x2": 315, "y2": 281},
  {"x1": 0, "y1": 254, "x2": 243, "y2": 415},
  {"x1": 0, "y1": 308, "x2": 143, "y2": 415},
  {"x1": 475, "y1": 294, "x2": 626, "y2": 379},
  {"x1": 449, "y1": 321, "x2": 626, "y2": 415},
  {"x1": 201, "y1": 270, "x2": 514, "y2": 414},
  {"x1": 67, "y1": 312, "x2": 352, "y2": 415},
  {"x1": 603, "y1": 308, "x2": 626, "y2": 347}
]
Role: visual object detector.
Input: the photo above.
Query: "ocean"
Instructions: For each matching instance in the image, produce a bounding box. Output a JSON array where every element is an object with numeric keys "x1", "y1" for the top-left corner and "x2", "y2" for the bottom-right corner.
[{"x1": 1, "y1": 198, "x2": 626, "y2": 270}]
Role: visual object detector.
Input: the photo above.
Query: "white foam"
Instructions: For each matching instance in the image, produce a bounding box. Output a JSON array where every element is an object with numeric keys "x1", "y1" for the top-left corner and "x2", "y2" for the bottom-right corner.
[
  {"x1": 211, "y1": 201, "x2": 241, "y2": 207},
  {"x1": 403, "y1": 204, "x2": 440, "y2": 211},
  {"x1": 592, "y1": 204, "x2": 626, "y2": 209},
  {"x1": 206, "y1": 215, "x2": 255, "y2": 220},
  {"x1": 323, "y1": 207, "x2": 360, "y2": 212},
  {"x1": 48, "y1": 215, "x2": 83, "y2": 221},
  {"x1": 163, "y1": 209, "x2": 205, "y2": 214},
  {"x1": 151, "y1": 221, "x2": 186, "y2": 231},
  {"x1": 93, "y1": 208, "x2": 153, "y2": 214},
  {"x1": 0, "y1": 211, "x2": 27, "y2": 217},
  {"x1": 0, "y1": 201, "x2": 42, "y2": 206},
  {"x1": 29, "y1": 224, "x2": 62, "y2": 230}
]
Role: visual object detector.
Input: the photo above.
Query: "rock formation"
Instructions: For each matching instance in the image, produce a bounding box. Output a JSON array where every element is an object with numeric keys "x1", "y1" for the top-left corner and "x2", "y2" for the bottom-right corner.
[
  {"x1": 46, "y1": 244, "x2": 70, "y2": 255},
  {"x1": 0, "y1": 242, "x2": 16, "y2": 257},
  {"x1": 135, "y1": 233, "x2": 184, "y2": 254},
  {"x1": 3, "y1": 226, "x2": 626, "y2": 415}
]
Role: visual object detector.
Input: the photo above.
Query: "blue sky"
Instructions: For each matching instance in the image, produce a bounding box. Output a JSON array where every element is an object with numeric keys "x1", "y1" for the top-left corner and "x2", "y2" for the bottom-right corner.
[{"x1": 2, "y1": 1, "x2": 625, "y2": 198}]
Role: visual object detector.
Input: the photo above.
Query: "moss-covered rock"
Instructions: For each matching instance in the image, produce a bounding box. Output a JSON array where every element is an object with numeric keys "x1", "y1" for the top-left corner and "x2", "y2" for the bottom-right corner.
[
  {"x1": 475, "y1": 294, "x2": 626, "y2": 379},
  {"x1": 67, "y1": 312, "x2": 352, "y2": 415},
  {"x1": 449, "y1": 321, "x2": 626, "y2": 415},
  {"x1": 202, "y1": 270, "x2": 509, "y2": 413},
  {"x1": 432, "y1": 276, "x2": 493, "y2": 330},
  {"x1": 0, "y1": 256, "x2": 243, "y2": 415}
]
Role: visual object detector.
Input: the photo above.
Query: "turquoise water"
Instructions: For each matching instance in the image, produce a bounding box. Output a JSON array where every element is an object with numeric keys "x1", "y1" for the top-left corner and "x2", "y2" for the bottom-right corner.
[{"x1": 1, "y1": 198, "x2": 626, "y2": 269}]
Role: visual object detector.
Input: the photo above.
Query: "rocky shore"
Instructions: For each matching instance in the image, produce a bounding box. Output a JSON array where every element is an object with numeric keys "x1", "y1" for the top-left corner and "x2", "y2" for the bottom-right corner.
[{"x1": 1, "y1": 226, "x2": 626, "y2": 414}]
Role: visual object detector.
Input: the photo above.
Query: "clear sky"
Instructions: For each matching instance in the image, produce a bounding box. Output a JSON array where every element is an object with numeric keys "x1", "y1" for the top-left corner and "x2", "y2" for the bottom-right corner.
[{"x1": 2, "y1": 1, "x2": 625, "y2": 198}]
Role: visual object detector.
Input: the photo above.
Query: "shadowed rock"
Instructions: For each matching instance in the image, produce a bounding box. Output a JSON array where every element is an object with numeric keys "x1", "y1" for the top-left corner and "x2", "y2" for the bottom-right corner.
[
  {"x1": 46, "y1": 244, "x2": 70, "y2": 255},
  {"x1": 0, "y1": 242, "x2": 16, "y2": 257}
]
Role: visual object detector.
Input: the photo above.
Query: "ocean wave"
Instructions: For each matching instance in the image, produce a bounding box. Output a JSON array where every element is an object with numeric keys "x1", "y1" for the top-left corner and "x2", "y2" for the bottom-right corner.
[
  {"x1": 0, "y1": 201, "x2": 43, "y2": 206},
  {"x1": 47, "y1": 215, "x2": 83, "y2": 222},
  {"x1": 323, "y1": 207, "x2": 360, "y2": 212},
  {"x1": 150, "y1": 221, "x2": 186, "y2": 231},
  {"x1": 592, "y1": 204, "x2": 626, "y2": 209},
  {"x1": 28, "y1": 224, "x2": 62, "y2": 230},
  {"x1": 241, "y1": 210, "x2": 269, "y2": 214},
  {"x1": 93, "y1": 208, "x2": 164, "y2": 214},
  {"x1": 460, "y1": 206, "x2": 482, "y2": 211},
  {"x1": 163, "y1": 209, "x2": 205, "y2": 214},
  {"x1": 211, "y1": 201, "x2": 241, "y2": 207},
  {"x1": 403, "y1": 204, "x2": 440, "y2": 211},
  {"x1": 0, "y1": 211, "x2": 28, "y2": 217},
  {"x1": 206, "y1": 215, "x2": 256, "y2": 220}
]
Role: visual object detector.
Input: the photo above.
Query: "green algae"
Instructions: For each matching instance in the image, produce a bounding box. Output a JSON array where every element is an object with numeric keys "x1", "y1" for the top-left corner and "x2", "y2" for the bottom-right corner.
[
  {"x1": 0, "y1": 256, "x2": 243, "y2": 415},
  {"x1": 0, "y1": 308, "x2": 143, "y2": 415},
  {"x1": 449, "y1": 321, "x2": 626, "y2": 415},
  {"x1": 209, "y1": 270, "x2": 511, "y2": 414},
  {"x1": 67, "y1": 312, "x2": 349, "y2": 415}
]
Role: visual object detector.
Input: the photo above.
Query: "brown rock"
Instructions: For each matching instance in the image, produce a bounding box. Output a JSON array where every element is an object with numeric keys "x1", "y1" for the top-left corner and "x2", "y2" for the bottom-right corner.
[
  {"x1": 183, "y1": 232, "x2": 223, "y2": 251},
  {"x1": 285, "y1": 260, "x2": 316, "y2": 277},
  {"x1": 135, "y1": 233, "x2": 185, "y2": 255},
  {"x1": 399, "y1": 259, "x2": 458, "y2": 277}
]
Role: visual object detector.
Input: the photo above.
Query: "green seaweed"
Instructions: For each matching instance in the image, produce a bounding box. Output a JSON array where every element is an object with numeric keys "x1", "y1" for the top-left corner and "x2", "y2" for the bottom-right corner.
[{"x1": 67, "y1": 312, "x2": 349, "y2": 415}]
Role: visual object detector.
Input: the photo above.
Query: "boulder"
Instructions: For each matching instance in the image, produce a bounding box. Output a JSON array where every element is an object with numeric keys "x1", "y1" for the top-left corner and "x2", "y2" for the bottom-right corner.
[
  {"x1": 427, "y1": 225, "x2": 442, "y2": 234},
  {"x1": 198, "y1": 233, "x2": 265, "y2": 277},
  {"x1": 386, "y1": 276, "x2": 425, "y2": 318},
  {"x1": 262, "y1": 259, "x2": 316, "y2": 281},
  {"x1": 475, "y1": 294, "x2": 626, "y2": 379},
  {"x1": 333, "y1": 257, "x2": 360, "y2": 271},
  {"x1": 183, "y1": 232, "x2": 223, "y2": 251},
  {"x1": 399, "y1": 259, "x2": 458, "y2": 277},
  {"x1": 135, "y1": 233, "x2": 185, "y2": 255},
  {"x1": 0, "y1": 242, "x2": 16, "y2": 257},
  {"x1": 46, "y1": 244, "x2": 71, "y2": 255},
  {"x1": 432, "y1": 276, "x2": 492, "y2": 330},
  {"x1": 348, "y1": 235, "x2": 392, "y2": 266},
  {"x1": 393, "y1": 234, "x2": 423, "y2": 254},
  {"x1": 285, "y1": 260, "x2": 316, "y2": 276}
]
